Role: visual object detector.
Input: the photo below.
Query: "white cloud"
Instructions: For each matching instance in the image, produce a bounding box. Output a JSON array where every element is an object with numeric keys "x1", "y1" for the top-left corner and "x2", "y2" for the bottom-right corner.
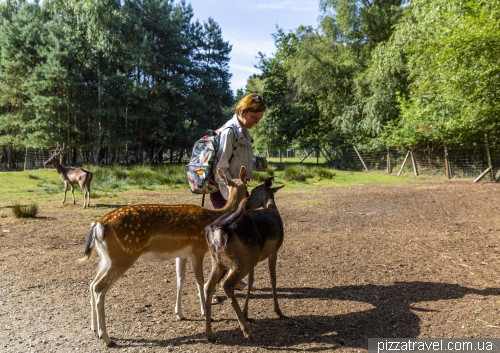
[
  {"x1": 230, "y1": 64, "x2": 261, "y2": 74},
  {"x1": 250, "y1": 0, "x2": 318, "y2": 11},
  {"x1": 223, "y1": 34, "x2": 276, "y2": 58}
]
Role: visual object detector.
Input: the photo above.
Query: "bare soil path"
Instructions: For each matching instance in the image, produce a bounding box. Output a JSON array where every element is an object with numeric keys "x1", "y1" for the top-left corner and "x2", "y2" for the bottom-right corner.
[{"x1": 1, "y1": 179, "x2": 500, "y2": 352}]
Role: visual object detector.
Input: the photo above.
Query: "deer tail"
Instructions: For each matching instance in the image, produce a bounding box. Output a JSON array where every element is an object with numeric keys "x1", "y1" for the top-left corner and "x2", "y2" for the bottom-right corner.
[{"x1": 80, "y1": 221, "x2": 104, "y2": 261}]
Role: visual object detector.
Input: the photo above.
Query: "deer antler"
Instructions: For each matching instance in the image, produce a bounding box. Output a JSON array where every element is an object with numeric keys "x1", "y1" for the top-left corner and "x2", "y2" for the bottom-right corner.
[{"x1": 52, "y1": 143, "x2": 69, "y2": 156}]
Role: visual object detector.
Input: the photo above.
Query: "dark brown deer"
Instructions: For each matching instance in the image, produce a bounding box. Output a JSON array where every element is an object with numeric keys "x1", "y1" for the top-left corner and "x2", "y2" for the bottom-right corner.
[
  {"x1": 204, "y1": 177, "x2": 285, "y2": 342},
  {"x1": 44, "y1": 144, "x2": 93, "y2": 209}
]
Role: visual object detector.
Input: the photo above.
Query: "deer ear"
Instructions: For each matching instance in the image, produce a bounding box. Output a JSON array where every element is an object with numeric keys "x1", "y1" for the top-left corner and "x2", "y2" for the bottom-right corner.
[
  {"x1": 239, "y1": 166, "x2": 247, "y2": 182},
  {"x1": 264, "y1": 177, "x2": 274, "y2": 189},
  {"x1": 217, "y1": 169, "x2": 228, "y2": 185},
  {"x1": 271, "y1": 185, "x2": 284, "y2": 193}
]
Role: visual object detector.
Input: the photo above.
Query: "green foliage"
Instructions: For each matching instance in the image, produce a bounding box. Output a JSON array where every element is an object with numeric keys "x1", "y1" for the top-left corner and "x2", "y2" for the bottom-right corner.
[
  {"x1": 381, "y1": 0, "x2": 500, "y2": 147},
  {"x1": 0, "y1": 0, "x2": 234, "y2": 156},
  {"x1": 315, "y1": 167, "x2": 335, "y2": 180},
  {"x1": 91, "y1": 164, "x2": 187, "y2": 192},
  {"x1": 2, "y1": 0, "x2": 499, "y2": 158},
  {"x1": 12, "y1": 202, "x2": 38, "y2": 218},
  {"x1": 254, "y1": 0, "x2": 408, "y2": 160},
  {"x1": 282, "y1": 165, "x2": 308, "y2": 182},
  {"x1": 251, "y1": 171, "x2": 267, "y2": 183}
]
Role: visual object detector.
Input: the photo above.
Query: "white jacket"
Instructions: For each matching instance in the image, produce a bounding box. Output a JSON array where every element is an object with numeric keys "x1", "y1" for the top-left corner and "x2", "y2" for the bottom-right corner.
[{"x1": 213, "y1": 114, "x2": 253, "y2": 200}]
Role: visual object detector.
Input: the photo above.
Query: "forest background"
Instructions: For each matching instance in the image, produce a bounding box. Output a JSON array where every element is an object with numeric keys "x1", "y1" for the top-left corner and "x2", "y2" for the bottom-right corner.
[{"x1": 0, "y1": 0, "x2": 499, "y2": 170}]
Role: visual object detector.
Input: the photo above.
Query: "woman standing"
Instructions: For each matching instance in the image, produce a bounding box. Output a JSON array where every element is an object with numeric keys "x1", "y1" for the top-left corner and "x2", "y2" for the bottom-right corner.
[{"x1": 210, "y1": 93, "x2": 268, "y2": 303}]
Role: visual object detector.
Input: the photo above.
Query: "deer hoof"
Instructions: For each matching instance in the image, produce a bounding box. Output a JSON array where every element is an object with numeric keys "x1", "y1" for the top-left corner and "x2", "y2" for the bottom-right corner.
[
  {"x1": 176, "y1": 314, "x2": 185, "y2": 321},
  {"x1": 106, "y1": 341, "x2": 117, "y2": 347},
  {"x1": 206, "y1": 334, "x2": 216, "y2": 342}
]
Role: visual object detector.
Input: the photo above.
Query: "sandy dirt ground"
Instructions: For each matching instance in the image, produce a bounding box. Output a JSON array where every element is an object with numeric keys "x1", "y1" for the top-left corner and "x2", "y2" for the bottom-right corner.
[{"x1": 1, "y1": 178, "x2": 500, "y2": 353}]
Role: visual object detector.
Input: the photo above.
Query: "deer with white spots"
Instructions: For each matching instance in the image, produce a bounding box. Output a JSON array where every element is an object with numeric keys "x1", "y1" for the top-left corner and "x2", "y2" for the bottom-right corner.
[{"x1": 81, "y1": 167, "x2": 273, "y2": 347}]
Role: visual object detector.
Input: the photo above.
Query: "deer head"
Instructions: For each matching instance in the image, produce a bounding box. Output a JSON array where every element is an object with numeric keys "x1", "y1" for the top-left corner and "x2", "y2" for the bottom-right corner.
[{"x1": 44, "y1": 143, "x2": 69, "y2": 167}]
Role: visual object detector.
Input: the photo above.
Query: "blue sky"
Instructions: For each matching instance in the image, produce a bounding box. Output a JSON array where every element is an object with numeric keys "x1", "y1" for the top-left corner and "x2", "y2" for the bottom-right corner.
[{"x1": 186, "y1": 0, "x2": 321, "y2": 94}]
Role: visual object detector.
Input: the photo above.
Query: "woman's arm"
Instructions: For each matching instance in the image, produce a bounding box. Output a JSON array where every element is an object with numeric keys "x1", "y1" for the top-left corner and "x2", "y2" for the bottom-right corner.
[{"x1": 213, "y1": 128, "x2": 237, "y2": 198}]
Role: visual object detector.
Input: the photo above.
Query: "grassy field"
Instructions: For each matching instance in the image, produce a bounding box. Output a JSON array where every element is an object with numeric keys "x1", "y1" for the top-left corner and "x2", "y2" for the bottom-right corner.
[{"x1": 0, "y1": 163, "x2": 430, "y2": 209}]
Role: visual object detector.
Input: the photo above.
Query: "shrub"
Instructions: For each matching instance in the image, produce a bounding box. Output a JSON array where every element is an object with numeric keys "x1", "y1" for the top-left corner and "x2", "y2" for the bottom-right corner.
[
  {"x1": 282, "y1": 165, "x2": 307, "y2": 182},
  {"x1": 252, "y1": 171, "x2": 267, "y2": 182},
  {"x1": 316, "y1": 168, "x2": 335, "y2": 180},
  {"x1": 12, "y1": 203, "x2": 38, "y2": 218},
  {"x1": 162, "y1": 164, "x2": 187, "y2": 185}
]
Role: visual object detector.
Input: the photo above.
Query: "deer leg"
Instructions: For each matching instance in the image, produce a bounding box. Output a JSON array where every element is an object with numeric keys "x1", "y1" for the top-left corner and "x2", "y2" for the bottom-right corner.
[
  {"x1": 268, "y1": 251, "x2": 285, "y2": 318},
  {"x1": 204, "y1": 261, "x2": 225, "y2": 342},
  {"x1": 191, "y1": 253, "x2": 206, "y2": 318},
  {"x1": 175, "y1": 257, "x2": 187, "y2": 320},
  {"x1": 91, "y1": 261, "x2": 133, "y2": 347},
  {"x1": 61, "y1": 182, "x2": 68, "y2": 204},
  {"x1": 222, "y1": 269, "x2": 253, "y2": 340},
  {"x1": 79, "y1": 181, "x2": 87, "y2": 209},
  {"x1": 70, "y1": 184, "x2": 76, "y2": 204},
  {"x1": 90, "y1": 264, "x2": 109, "y2": 336},
  {"x1": 90, "y1": 271, "x2": 115, "y2": 346},
  {"x1": 86, "y1": 182, "x2": 91, "y2": 207},
  {"x1": 242, "y1": 268, "x2": 255, "y2": 320}
]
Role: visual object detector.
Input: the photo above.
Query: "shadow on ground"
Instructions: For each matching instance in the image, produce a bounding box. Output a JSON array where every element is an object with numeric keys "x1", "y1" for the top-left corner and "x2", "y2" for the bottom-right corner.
[{"x1": 115, "y1": 281, "x2": 500, "y2": 351}]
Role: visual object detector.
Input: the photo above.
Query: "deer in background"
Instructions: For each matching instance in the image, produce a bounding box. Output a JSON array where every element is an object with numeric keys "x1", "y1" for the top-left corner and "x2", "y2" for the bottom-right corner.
[
  {"x1": 81, "y1": 167, "x2": 276, "y2": 347},
  {"x1": 204, "y1": 176, "x2": 285, "y2": 342},
  {"x1": 44, "y1": 144, "x2": 93, "y2": 209}
]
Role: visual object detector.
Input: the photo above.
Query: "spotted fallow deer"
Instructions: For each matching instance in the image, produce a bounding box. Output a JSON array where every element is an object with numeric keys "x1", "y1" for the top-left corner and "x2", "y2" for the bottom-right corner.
[
  {"x1": 81, "y1": 167, "x2": 273, "y2": 347},
  {"x1": 204, "y1": 176, "x2": 285, "y2": 342},
  {"x1": 44, "y1": 144, "x2": 93, "y2": 208}
]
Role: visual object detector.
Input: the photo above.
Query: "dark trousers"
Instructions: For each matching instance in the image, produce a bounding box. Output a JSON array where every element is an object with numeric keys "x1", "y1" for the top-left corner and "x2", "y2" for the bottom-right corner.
[
  {"x1": 209, "y1": 189, "x2": 227, "y2": 209},
  {"x1": 209, "y1": 189, "x2": 228, "y2": 283}
]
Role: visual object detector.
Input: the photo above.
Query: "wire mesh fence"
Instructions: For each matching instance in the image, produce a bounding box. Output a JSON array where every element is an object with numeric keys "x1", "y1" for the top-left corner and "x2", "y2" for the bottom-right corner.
[
  {"x1": 1, "y1": 146, "x2": 189, "y2": 171},
  {"x1": 2, "y1": 144, "x2": 499, "y2": 182},
  {"x1": 341, "y1": 146, "x2": 499, "y2": 180}
]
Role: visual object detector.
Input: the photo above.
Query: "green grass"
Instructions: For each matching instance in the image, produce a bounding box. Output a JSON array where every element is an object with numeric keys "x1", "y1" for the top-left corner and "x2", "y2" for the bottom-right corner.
[{"x1": 0, "y1": 163, "x2": 435, "y2": 207}]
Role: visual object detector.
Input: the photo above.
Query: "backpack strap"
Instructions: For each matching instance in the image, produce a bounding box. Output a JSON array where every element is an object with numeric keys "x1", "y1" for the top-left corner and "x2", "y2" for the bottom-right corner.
[{"x1": 217, "y1": 126, "x2": 238, "y2": 164}]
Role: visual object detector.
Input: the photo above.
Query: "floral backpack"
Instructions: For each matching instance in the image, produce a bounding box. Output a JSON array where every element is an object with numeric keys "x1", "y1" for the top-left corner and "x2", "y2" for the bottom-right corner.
[{"x1": 185, "y1": 126, "x2": 237, "y2": 194}]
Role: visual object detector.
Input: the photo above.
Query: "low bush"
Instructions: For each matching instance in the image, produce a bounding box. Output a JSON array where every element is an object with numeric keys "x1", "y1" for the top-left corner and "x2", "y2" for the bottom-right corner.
[
  {"x1": 282, "y1": 165, "x2": 307, "y2": 181},
  {"x1": 12, "y1": 202, "x2": 38, "y2": 218},
  {"x1": 315, "y1": 167, "x2": 336, "y2": 179}
]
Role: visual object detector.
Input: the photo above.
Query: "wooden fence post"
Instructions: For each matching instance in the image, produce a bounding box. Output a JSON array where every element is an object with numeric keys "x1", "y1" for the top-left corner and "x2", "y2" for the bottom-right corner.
[
  {"x1": 387, "y1": 147, "x2": 392, "y2": 174},
  {"x1": 353, "y1": 146, "x2": 368, "y2": 171},
  {"x1": 485, "y1": 134, "x2": 493, "y2": 181},
  {"x1": 444, "y1": 145, "x2": 451, "y2": 179},
  {"x1": 410, "y1": 150, "x2": 418, "y2": 176},
  {"x1": 24, "y1": 147, "x2": 28, "y2": 171},
  {"x1": 474, "y1": 167, "x2": 492, "y2": 183},
  {"x1": 398, "y1": 150, "x2": 411, "y2": 177}
]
